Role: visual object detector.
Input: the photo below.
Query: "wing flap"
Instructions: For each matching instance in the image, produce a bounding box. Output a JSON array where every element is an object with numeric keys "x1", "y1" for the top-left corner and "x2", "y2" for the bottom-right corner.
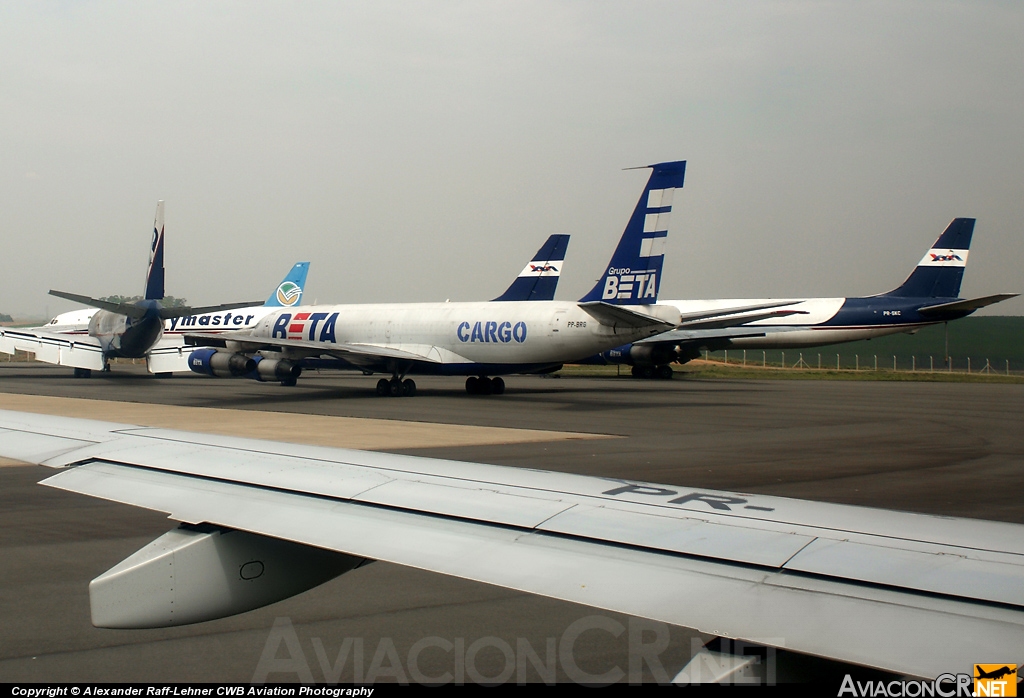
[
  {"x1": 538, "y1": 504, "x2": 815, "y2": 568},
  {"x1": 0, "y1": 427, "x2": 97, "y2": 465},
  {"x1": 785, "y1": 538, "x2": 1024, "y2": 607},
  {"x1": 0, "y1": 329, "x2": 105, "y2": 369}
]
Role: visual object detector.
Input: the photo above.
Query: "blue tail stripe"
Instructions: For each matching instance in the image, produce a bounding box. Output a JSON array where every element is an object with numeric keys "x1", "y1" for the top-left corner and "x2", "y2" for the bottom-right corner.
[
  {"x1": 580, "y1": 160, "x2": 686, "y2": 305},
  {"x1": 884, "y1": 218, "x2": 975, "y2": 299},
  {"x1": 531, "y1": 234, "x2": 570, "y2": 263},
  {"x1": 494, "y1": 234, "x2": 569, "y2": 302},
  {"x1": 145, "y1": 224, "x2": 165, "y2": 300},
  {"x1": 264, "y1": 262, "x2": 311, "y2": 307}
]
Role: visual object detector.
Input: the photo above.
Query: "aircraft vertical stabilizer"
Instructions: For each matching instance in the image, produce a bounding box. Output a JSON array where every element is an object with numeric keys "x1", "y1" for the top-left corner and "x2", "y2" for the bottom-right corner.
[
  {"x1": 264, "y1": 262, "x2": 311, "y2": 307},
  {"x1": 493, "y1": 234, "x2": 569, "y2": 302},
  {"x1": 580, "y1": 161, "x2": 686, "y2": 305},
  {"x1": 145, "y1": 201, "x2": 166, "y2": 301},
  {"x1": 884, "y1": 218, "x2": 974, "y2": 298}
]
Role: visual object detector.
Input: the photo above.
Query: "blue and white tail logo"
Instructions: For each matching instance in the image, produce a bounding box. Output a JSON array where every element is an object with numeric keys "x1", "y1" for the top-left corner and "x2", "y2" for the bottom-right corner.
[
  {"x1": 885, "y1": 218, "x2": 974, "y2": 298},
  {"x1": 265, "y1": 262, "x2": 310, "y2": 307},
  {"x1": 493, "y1": 234, "x2": 569, "y2": 302},
  {"x1": 144, "y1": 200, "x2": 165, "y2": 301},
  {"x1": 580, "y1": 161, "x2": 686, "y2": 305}
]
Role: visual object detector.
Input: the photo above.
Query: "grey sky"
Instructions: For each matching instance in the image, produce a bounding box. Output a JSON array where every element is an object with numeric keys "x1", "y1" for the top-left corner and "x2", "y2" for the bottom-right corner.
[{"x1": 2, "y1": 1, "x2": 1022, "y2": 318}]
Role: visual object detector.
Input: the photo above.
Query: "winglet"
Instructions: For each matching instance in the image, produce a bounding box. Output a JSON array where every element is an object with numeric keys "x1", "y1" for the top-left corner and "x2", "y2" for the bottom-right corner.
[
  {"x1": 579, "y1": 161, "x2": 686, "y2": 305},
  {"x1": 493, "y1": 235, "x2": 569, "y2": 302}
]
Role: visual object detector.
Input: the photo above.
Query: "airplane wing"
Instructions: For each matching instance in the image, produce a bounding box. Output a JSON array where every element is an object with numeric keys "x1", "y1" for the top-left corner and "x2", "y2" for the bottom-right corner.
[
  {"x1": 917, "y1": 293, "x2": 1019, "y2": 315},
  {"x1": 1, "y1": 409, "x2": 1021, "y2": 680},
  {"x1": 635, "y1": 328, "x2": 770, "y2": 344},
  {"x1": 184, "y1": 331, "x2": 451, "y2": 365},
  {"x1": 0, "y1": 327, "x2": 106, "y2": 370}
]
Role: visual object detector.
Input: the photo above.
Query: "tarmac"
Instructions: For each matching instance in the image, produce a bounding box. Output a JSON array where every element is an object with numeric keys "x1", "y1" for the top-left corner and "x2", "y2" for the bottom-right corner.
[{"x1": 1, "y1": 362, "x2": 1022, "y2": 683}]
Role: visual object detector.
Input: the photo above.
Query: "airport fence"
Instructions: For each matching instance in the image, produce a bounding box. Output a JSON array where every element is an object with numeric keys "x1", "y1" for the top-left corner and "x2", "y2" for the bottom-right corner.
[{"x1": 702, "y1": 349, "x2": 1024, "y2": 376}]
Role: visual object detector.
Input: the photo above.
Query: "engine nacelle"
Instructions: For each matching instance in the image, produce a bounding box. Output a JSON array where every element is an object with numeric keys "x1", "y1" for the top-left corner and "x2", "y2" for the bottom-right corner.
[
  {"x1": 627, "y1": 343, "x2": 679, "y2": 367},
  {"x1": 188, "y1": 348, "x2": 256, "y2": 377},
  {"x1": 89, "y1": 526, "x2": 366, "y2": 628},
  {"x1": 252, "y1": 356, "x2": 302, "y2": 382}
]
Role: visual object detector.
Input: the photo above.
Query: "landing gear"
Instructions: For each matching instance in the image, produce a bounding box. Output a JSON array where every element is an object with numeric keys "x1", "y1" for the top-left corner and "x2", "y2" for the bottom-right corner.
[
  {"x1": 155, "y1": 372, "x2": 173, "y2": 379},
  {"x1": 630, "y1": 364, "x2": 673, "y2": 380},
  {"x1": 73, "y1": 368, "x2": 92, "y2": 378},
  {"x1": 376, "y1": 376, "x2": 416, "y2": 397},
  {"x1": 466, "y1": 376, "x2": 505, "y2": 395},
  {"x1": 280, "y1": 378, "x2": 298, "y2": 387}
]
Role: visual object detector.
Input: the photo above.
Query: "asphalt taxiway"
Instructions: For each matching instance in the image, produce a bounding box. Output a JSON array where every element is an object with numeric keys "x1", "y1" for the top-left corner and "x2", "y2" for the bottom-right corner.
[{"x1": 1, "y1": 363, "x2": 1022, "y2": 682}]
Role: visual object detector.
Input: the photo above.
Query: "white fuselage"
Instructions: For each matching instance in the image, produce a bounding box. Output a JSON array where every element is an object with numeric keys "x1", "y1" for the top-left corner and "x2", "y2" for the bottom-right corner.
[
  {"x1": 252, "y1": 301, "x2": 681, "y2": 367},
  {"x1": 662, "y1": 298, "x2": 921, "y2": 348}
]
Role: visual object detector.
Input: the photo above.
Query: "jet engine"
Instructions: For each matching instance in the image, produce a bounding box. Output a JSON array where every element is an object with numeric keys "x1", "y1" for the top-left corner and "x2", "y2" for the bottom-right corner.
[
  {"x1": 90, "y1": 525, "x2": 366, "y2": 628},
  {"x1": 251, "y1": 355, "x2": 302, "y2": 382},
  {"x1": 187, "y1": 348, "x2": 256, "y2": 377}
]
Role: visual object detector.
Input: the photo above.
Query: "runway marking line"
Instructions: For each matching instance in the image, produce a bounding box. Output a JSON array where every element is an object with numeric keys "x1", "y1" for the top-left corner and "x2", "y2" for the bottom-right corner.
[{"x1": 0, "y1": 393, "x2": 613, "y2": 465}]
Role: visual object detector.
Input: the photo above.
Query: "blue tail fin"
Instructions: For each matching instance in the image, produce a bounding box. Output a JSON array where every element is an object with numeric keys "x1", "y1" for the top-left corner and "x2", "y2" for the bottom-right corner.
[
  {"x1": 579, "y1": 161, "x2": 686, "y2": 305},
  {"x1": 264, "y1": 262, "x2": 311, "y2": 307},
  {"x1": 493, "y1": 234, "x2": 570, "y2": 301},
  {"x1": 884, "y1": 218, "x2": 975, "y2": 298},
  {"x1": 144, "y1": 201, "x2": 165, "y2": 300}
]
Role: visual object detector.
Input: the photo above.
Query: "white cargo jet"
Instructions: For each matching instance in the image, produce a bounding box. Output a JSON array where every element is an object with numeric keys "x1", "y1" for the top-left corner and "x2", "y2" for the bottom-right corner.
[
  {"x1": 185, "y1": 161, "x2": 794, "y2": 396},
  {"x1": 1, "y1": 408, "x2": 1020, "y2": 681},
  {"x1": 583, "y1": 218, "x2": 1017, "y2": 378}
]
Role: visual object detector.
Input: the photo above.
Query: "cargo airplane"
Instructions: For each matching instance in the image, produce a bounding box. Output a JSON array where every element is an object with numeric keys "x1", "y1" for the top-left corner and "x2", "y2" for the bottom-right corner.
[
  {"x1": 2, "y1": 408, "x2": 1021, "y2": 680},
  {"x1": 584, "y1": 217, "x2": 1018, "y2": 377},
  {"x1": 0, "y1": 202, "x2": 307, "y2": 376},
  {"x1": 186, "y1": 161, "x2": 793, "y2": 396}
]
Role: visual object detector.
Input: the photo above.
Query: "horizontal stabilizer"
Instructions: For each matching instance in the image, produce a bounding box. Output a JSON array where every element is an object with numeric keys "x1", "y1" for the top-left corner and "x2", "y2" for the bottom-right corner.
[
  {"x1": 49, "y1": 291, "x2": 261, "y2": 321},
  {"x1": 578, "y1": 302, "x2": 676, "y2": 331},
  {"x1": 158, "y1": 302, "x2": 263, "y2": 320},
  {"x1": 917, "y1": 293, "x2": 1019, "y2": 315},
  {"x1": 49, "y1": 291, "x2": 149, "y2": 319}
]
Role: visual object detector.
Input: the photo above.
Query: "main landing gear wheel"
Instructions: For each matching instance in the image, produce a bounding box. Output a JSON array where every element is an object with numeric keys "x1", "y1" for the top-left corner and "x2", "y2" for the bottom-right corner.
[
  {"x1": 280, "y1": 378, "x2": 298, "y2": 387},
  {"x1": 73, "y1": 368, "x2": 91, "y2": 378},
  {"x1": 630, "y1": 364, "x2": 673, "y2": 380},
  {"x1": 466, "y1": 376, "x2": 504, "y2": 395},
  {"x1": 376, "y1": 377, "x2": 416, "y2": 397}
]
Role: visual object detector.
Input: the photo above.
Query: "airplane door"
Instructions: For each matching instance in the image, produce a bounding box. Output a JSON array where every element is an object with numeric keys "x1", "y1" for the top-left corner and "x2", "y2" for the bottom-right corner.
[{"x1": 549, "y1": 310, "x2": 566, "y2": 345}]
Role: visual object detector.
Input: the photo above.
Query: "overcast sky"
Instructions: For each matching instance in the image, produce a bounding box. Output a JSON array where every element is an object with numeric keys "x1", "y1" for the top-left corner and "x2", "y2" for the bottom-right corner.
[{"x1": 2, "y1": 1, "x2": 1022, "y2": 318}]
